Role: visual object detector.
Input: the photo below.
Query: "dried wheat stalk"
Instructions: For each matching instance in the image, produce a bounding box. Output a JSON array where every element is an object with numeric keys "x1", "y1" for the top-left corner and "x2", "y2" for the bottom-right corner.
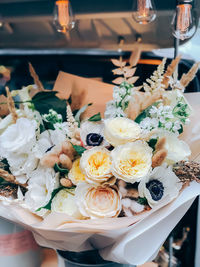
[
  {"x1": 180, "y1": 62, "x2": 200, "y2": 88},
  {"x1": 0, "y1": 168, "x2": 27, "y2": 188},
  {"x1": 5, "y1": 86, "x2": 18, "y2": 123},
  {"x1": 28, "y1": 62, "x2": 44, "y2": 91},
  {"x1": 162, "y1": 55, "x2": 182, "y2": 88}
]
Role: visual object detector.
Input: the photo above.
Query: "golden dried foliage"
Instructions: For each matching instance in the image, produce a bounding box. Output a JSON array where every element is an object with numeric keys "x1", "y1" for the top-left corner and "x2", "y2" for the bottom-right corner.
[
  {"x1": 180, "y1": 62, "x2": 200, "y2": 88},
  {"x1": 28, "y1": 62, "x2": 44, "y2": 91},
  {"x1": 5, "y1": 86, "x2": 18, "y2": 123},
  {"x1": 111, "y1": 57, "x2": 139, "y2": 85}
]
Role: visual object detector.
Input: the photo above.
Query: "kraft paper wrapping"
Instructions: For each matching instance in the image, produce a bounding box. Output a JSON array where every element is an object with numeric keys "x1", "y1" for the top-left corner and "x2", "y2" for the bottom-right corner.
[{"x1": 0, "y1": 72, "x2": 199, "y2": 265}]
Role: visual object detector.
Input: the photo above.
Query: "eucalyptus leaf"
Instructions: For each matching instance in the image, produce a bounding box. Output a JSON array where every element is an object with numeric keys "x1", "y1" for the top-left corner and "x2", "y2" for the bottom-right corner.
[
  {"x1": 74, "y1": 103, "x2": 92, "y2": 126},
  {"x1": 54, "y1": 163, "x2": 69, "y2": 174},
  {"x1": 148, "y1": 138, "x2": 158, "y2": 151},
  {"x1": 137, "y1": 197, "x2": 148, "y2": 205},
  {"x1": 32, "y1": 91, "x2": 67, "y2": 120},
  {"x1": 72, "y1": 144, "x2": 86, "y2": 156},
  {"x1": 88, "y1": 112, "x2": 101, "y2": 122}
]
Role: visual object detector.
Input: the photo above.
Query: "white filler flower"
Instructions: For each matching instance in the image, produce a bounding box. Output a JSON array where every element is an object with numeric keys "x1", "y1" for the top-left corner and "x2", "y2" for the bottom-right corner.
[
  {"x1": 75, "y1": 183, "x2": 121, "y2": 219},
  {"x1": 111, "y1": 141, "x2": 152, "y2": 183},
  {"x1": 138, "y1": 166, "x2": 182, "y2": 208},
  {"x1": 0, "y1": 117, "x2": 37, "y2": 155},
  {"x1": 51, "y1": 189, "x2": 82, "y2": 219},
  {"x1": 104, "y1": 117, "x2": 141, "y2": 147},
  {"x1": 80, "y1": 147, "x2": 112, "y2": 184},
  {"x1": 25, "y1": 165, "x2": 59, "y2": 212}
]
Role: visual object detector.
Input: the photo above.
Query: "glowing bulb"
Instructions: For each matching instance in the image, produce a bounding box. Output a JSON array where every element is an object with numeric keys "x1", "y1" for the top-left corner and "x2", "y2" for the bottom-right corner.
[
  {"x1": 132, "y1": 0, "x2": 156, "y2": 24},
  {"x1": 171, "y1": 3, "x2": 196, "y2": 40},
  {"x1": 53, "y1": 0, "x2": 75, "y2": 33}
]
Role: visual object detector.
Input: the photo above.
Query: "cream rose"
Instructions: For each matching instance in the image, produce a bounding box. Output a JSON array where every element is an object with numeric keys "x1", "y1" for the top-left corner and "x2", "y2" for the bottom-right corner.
[
  {"x1": 75, "y1": 183, "x2": 121, "y2": 219},
  {"x1": 0, "y1": 117, "x2": 37, "y2": 155},
  {"x1": 138, "y1": 166, "x2": 182, "y2": 208},
  {"x1": 80, "y1": 147, "x2": 112, "y2": 184},
  {"x1": 51, "y1": 189, "x2": 82, "y2": 219},
  {"x1": 104, "y1": 117, "x2": 141, "y2": 147},
  {"x1": 111, "y1": 141, "x2": 152, "y2": 183},
  {"x1": 156, "y1": 130, "x2": 191, "y2": 164},
  {"x1": 68, "y1": 158, "x2": 86, "y2": 185}
]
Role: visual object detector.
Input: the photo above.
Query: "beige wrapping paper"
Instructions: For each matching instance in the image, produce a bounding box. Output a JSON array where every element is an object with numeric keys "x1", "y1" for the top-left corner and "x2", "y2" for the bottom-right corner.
[{"x1": 0, "y1": 72, "x2": 199, "y2": 265}]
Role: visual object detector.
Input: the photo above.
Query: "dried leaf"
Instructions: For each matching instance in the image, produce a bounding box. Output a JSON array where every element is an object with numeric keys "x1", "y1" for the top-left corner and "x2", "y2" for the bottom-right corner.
[
  {"x1": 124, "y1": 68, "x2": 137, "y2": 78},
  {"x1": 111, "y1": 59, "x2": 126, "y2": 67},
  {"x1": 180, "y1": 62, "x2": 200, "y2": 88},
  {"x1": 134, "y1": 85, "x2": 143, "y2": 91},
  {"x1": 112, "y1": 77, "x2": 125, "y2": 84},
  {"x1": 28, "y1": 62, "x2": 44, "y2": 91},
  {"x1": 112, "y1": 68, "x2": 124, "y2": 75},
  {"x1": 127, "y1": 76, "x2": 139, "y2": 84}
]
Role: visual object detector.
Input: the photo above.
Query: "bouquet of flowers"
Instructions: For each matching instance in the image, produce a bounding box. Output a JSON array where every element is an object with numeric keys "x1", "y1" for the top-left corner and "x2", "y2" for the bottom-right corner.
[{"x1": 0, "y1": 58, "x2": 200, "y2": 265}]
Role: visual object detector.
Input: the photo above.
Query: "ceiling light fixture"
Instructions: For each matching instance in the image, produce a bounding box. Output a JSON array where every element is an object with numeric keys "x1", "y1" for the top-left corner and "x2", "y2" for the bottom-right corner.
[
  {"x1": 53, "y1": 0, "x2": 75, "y2": 33},
  {"x1": 132, "y1": 0, "x2": 156, "y2": 25},
  {"x1": 171, "y1": 0, "x2": 196, "y2": 40}
]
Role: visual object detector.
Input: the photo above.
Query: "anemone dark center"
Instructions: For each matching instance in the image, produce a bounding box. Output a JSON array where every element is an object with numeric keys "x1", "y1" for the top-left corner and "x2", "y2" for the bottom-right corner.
[
  {"x1": 86, "y1": 133, "x2": 103, "y2": 146},
  {"x1": 146, "y1": 179, "x2": 164, "y2": 201}
]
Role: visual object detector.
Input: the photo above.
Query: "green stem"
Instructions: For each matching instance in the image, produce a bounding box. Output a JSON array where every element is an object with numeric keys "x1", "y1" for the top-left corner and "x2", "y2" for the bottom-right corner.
[{"x1": 0, "y1": 100, "x2": 32, "y2": 105}]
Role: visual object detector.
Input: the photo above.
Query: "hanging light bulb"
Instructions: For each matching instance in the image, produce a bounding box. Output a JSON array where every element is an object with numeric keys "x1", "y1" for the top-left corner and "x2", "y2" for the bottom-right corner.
[
  {"x1": 53, "y1": 0, "x2": 75, "y2": 33},
  {"x1": 171, "y1": 0, "x2": 196, "y2": 40},
  {"x1": 132, "y1": 0, "x2": 156, "y2": 24}
]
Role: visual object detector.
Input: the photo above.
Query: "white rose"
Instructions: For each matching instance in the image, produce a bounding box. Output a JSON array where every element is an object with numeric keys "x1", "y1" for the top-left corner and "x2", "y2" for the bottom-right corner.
[
  {"x1": 0, "y1": 117, "x2": 37, "y2": 155},
  {"x1": 138, "y1": 166, "x2": 182, "y2": 208},
  {"x1": 75, "y1": 183, "x2": 121, "y2": 219},
  {"x1": 33, "y1": 131, "x2": 53, "y2": 159},
  {"x1": 80, "y1": 147, "x2": 112, "y2": 184},
  {"x1": 0, "y1": 110, "x2": 24, "y2": 134},
  {"x1": 51, "y1": 189, "x2": 82, "y2": 219},
  {"x1": 104, "y1": 117, "x2": 141, "y2": 146},
  {"x1": 156, "y1": 130, "x2": 191, "y2": 164},
  {"x1": 25, "y1": 165, "x2": 59, "y2": 213},
  {"x1": 7, "y1": 153, "x2": 38, "y2": 184},
  {"x1": 111, "y1": 141, "x2": 152, "y2": 183}
]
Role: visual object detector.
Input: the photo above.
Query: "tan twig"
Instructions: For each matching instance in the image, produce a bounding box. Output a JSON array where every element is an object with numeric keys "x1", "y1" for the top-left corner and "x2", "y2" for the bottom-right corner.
[
  {"x1": 5, "y1": 86, "x2": 18, "y2": 123},
  {"x1": 0, "y1": 168, "x2": 27, "y2": 188},
  {"x1": 28, "y1": 62, "x2": 44, "y2": 91},
  {"x1": 180, "y1": 62, "x2": 200, "y2": 88},
  {"x1": 162, "y1": 55, "x2": 182, "y2": 88}
]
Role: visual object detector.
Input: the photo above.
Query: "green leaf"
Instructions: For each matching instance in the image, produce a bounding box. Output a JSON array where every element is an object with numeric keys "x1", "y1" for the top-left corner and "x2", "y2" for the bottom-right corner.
[
  {"x1": 74, "y1": 103, "x2": 92, "y2": 126},
  {"x1": 36, "y1": 186, "x2": 75, "y2": 211},
  {"x1": 72, "y1": 144, "x2": 87, "y2": 156},
  {"x1": 137, "y1": 197, "x2": 148, "y2": 205},
  {"x1": 32, "y1": 91, "x2": 67, "y2": 120},
  {"x1": 148, "y1": 138, "x2": 158, "y2": 151},
  {"x1": 0, "y1": 158, "x2": 10, "y2": 173},
  {"x1": 88, "y1": 112, "x2": 101, "y2": 122},
  {"x1": 42, "y1": 120, "x2": 55, "y2": 131},
  {"x1": 178, "y1": 124, "x2": 183, "y2": 134},
  {"x1": 0, "y1": 177, "x2": 5, "y2": 184},
  {"x1": 135, "y1": 110, "x2": 147, "y2": 124},
  {"x1": 54, "y1": 163, "x2": 69, "y2": 174}
]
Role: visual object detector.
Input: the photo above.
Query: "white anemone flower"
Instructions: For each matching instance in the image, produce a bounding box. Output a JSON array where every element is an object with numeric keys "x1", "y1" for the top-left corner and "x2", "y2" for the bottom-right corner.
[
  {"x1": 80, "y1": 120, "x2": 108, "y2": 148},
  {"x1": 138, "y1": 166, "x2": 182, "y2": 208},
  {"x1": 25, "y1": 165, "x2": 59, "y2": 214}
]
